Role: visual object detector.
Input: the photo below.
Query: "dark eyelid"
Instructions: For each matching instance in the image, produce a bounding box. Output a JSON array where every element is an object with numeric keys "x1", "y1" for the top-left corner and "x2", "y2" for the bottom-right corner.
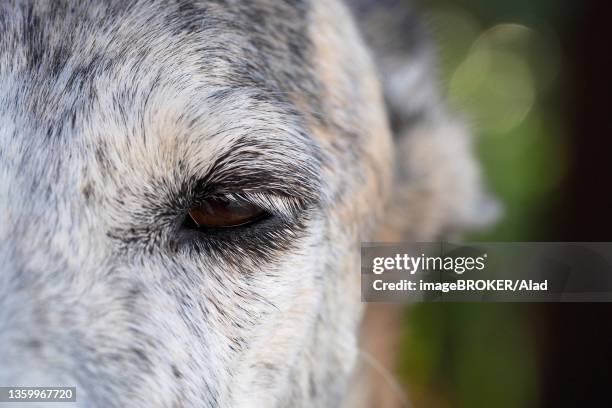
[
  {"x1": 175, "y1": 212, "x2": 309, "y2": 263},
  {"x1": 193, "y1": 170, "x2": 319, "y2": 206},
  {"x1": 189, "y1": 138, "x2": 324, "y2": 209}
]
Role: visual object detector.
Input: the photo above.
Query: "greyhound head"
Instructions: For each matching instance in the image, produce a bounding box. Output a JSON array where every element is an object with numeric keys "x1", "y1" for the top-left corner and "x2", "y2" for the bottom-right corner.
[{"x1": 0, "y1": 1, "x2": 493, "y2": 406}]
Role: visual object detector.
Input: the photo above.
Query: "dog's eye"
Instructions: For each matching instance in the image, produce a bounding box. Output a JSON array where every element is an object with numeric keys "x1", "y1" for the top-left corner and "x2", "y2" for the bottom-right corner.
[{"x1": 186, "y1": 197, "x2": 268, "y2": 228}]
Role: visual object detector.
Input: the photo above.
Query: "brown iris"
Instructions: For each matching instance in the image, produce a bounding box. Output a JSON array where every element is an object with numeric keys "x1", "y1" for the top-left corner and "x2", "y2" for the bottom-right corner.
[{"x1": 187, "y1": 197, "x2": 267, "y2": 228}]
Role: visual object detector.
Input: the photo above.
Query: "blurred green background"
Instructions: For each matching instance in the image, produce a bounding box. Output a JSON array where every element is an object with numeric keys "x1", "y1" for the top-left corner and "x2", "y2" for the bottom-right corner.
[{"x1": 397, "y1": 1, "x2": 579, "y2": 407}]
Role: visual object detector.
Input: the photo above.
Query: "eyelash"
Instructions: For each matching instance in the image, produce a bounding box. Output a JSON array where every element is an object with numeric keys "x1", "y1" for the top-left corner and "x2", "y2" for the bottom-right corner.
[
  {"x1": 177, "y1": 216, "x2": 307, "y2": 263},
  {"x1": 181, "y1": 202, "x2": 271, "y2": 232},
  {"x1": 195, "y1": 192, "x2": 305, "y2": 222},
  {"x1": 174, "y1": 193, "x2": 311, "y2": 260}
]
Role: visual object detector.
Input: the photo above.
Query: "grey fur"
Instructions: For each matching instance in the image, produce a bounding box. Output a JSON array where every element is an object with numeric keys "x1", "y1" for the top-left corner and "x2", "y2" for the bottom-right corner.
[{"x1": 0, "y1": 1, "x2": 494, "y2": 407}]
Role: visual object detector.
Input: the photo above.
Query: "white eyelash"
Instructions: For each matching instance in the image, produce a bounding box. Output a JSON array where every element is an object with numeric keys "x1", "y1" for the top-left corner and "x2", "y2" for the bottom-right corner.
[{"x1": 222, "y1": 192, "x2": 308, "y2": 222}]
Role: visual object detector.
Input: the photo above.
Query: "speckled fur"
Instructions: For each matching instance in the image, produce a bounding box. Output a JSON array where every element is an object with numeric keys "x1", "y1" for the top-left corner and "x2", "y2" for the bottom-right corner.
[{"x1": 0, "y1": 1, "x2": 493, "y2": 407}]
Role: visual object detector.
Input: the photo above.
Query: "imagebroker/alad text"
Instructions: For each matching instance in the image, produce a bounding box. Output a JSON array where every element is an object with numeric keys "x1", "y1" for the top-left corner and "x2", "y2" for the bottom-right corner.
[{"x1": 372, "y1": 279, "x2": 548, "y2": 293}]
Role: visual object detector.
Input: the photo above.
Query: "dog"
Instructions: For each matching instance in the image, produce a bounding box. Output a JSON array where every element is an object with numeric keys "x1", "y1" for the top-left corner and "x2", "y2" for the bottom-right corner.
[{"x1": 0, "y1": 0, "x2": 495, "y2": 406}]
